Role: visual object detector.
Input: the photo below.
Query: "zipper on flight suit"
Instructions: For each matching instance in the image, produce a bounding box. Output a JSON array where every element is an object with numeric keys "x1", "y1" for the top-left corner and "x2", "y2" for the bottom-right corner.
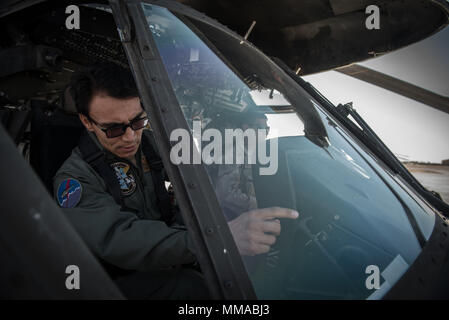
[{"x1": 134, "y1": 151, "x2": 163, "y2": 221}]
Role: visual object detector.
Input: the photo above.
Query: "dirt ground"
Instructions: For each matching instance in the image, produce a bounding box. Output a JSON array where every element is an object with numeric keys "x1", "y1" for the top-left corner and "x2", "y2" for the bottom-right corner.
[{"x1": 403, "y1": 163, "x2": 449, "y2": 204}]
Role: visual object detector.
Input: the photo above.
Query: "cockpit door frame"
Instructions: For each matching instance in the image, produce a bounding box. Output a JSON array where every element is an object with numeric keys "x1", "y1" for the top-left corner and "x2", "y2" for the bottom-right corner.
[{"x1": 109, "y1": 0, "x2": 257, "y2": 299}]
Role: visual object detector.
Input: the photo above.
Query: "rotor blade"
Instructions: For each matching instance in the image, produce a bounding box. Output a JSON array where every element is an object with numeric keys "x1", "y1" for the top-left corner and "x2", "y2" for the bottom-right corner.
[{"x1": 336, "y1": 64, "x2": 449, "y2": 114}]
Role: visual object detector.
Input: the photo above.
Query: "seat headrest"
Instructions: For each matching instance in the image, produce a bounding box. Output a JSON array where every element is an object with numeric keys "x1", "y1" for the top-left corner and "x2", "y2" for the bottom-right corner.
[{"x1": 62, "y1": 86, "x2": 78, "y2": 114}]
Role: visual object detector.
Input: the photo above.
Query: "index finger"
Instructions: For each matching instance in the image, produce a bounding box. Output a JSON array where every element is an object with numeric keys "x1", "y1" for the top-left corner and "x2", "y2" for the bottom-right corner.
[{"x1": 255, "y1": 207, "x2": 299, "y2": 220}]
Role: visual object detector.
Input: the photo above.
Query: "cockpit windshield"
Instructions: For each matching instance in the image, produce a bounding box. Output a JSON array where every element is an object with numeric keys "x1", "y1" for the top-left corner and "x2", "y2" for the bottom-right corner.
[{"x1": 140, "y1": 3, "x2": 435, "y2": 299}]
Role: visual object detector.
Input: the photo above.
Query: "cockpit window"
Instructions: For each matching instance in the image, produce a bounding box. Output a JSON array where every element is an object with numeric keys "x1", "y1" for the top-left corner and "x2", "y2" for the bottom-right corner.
[{"x1": 140, "y1": 3, "x2": 435, "y2": 299}]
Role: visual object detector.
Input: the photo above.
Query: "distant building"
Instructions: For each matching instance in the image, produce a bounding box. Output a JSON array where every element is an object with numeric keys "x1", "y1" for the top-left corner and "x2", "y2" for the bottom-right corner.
[{"x1": 442, "y1": 159, "x2": 449, "y2": 166}]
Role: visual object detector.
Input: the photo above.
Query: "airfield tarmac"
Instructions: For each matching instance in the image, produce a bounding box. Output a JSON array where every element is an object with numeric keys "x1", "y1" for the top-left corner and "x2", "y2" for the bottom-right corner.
[{"x1": 403, "y1": 163, "x2": 449, "y2": 204}]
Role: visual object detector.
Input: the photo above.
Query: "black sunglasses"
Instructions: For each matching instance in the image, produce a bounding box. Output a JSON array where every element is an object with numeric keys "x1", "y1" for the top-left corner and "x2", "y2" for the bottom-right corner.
[{"x1": 88, "y1": 113, "x2": 149, "y2": 138}]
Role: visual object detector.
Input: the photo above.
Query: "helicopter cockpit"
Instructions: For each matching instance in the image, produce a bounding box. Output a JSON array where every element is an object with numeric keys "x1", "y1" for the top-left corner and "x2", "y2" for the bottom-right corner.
[
  {"x1": 0, "y1": 0, "x2": 447, "y2": 300},
  {"x1": 138, "y1": 3, "x2": 436, "y2": 299}
]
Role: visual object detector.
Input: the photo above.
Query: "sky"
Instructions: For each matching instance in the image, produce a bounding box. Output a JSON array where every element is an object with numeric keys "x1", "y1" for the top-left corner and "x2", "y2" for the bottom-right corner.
[{"x1": 302, "y1": 25, "x2": 449, "y2": 164}]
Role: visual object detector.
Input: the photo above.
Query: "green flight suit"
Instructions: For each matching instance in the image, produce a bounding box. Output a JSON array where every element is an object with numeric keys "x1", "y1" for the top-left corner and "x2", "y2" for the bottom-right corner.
[{"x1": 53, "y1": 130, "x2": 209, "y2": 299}]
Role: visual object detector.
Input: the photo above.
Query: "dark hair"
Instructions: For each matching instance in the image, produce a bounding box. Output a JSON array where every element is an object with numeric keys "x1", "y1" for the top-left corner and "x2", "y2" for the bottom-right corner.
[{"x1": 69, "y1": 63, "x2": 139, "y2": 116}]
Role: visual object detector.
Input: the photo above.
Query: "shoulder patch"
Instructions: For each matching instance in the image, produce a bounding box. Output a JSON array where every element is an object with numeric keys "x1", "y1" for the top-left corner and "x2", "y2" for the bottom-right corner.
[
  {"x1": 110, "y1": 162, "x2": 137, "y2": 196},
  {"x1": 57, "y1": 178, "x2": 82, "y2": 208}
]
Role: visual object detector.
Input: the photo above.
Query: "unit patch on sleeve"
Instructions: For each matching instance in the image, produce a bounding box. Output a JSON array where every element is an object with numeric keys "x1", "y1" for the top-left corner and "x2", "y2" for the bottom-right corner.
[
  {"x1": 57, "y1": 178, "x2": 82, "y2": 208},
  {"x1": 110, "y1": 162, "x2": 137, "y2": 196}
]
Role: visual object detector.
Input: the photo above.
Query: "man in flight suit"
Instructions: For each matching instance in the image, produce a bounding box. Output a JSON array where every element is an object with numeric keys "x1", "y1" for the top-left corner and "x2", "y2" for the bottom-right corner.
[
  {"x1": 54, "y1": 63, "x2": 299, "y2": 299},
  {"x1": 215, "y1": 111, "x2": 270, "y2": 221}
]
